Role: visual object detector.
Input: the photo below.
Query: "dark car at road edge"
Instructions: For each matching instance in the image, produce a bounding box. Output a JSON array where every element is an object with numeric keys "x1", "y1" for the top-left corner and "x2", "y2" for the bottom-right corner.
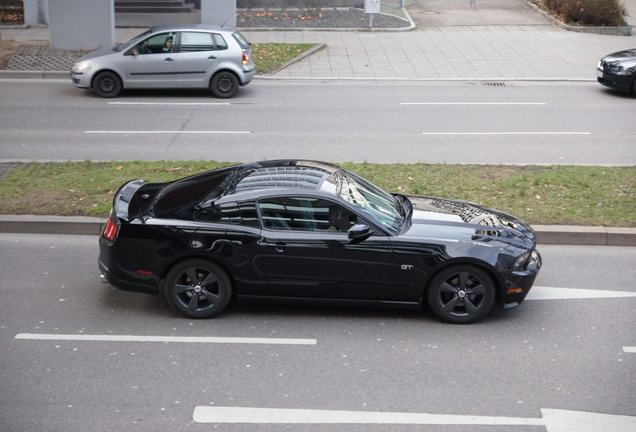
[
  {"x1": 98, "y1": 160, "x2": 541, "y2": 324},
  {"x1": 597, "y1": 48, "x2": 636, "y2": 95}
]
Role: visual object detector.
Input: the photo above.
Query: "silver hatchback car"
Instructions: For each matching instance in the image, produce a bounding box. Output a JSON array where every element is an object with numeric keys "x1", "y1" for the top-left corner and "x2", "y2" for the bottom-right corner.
[{"x1": 71, "y1": 25, "x2": 255, "y2": 98}]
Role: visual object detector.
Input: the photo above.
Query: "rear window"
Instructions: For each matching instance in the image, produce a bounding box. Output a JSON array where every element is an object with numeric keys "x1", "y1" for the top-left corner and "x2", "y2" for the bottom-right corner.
[{"x1": 232, "y1": 31, "x2": 251, "y2": 49}]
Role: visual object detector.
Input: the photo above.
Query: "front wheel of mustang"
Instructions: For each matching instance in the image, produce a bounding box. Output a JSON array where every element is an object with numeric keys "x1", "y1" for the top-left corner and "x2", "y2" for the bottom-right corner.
[
  {"x1": 427, "y1": 265, "x2": 495, "y2": 324},
  {"x1": 164, "y1": 259, "x2": 232, "y2": 318}
]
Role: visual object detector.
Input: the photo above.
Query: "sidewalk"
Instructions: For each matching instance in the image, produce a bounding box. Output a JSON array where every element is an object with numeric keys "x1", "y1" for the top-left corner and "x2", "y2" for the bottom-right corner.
[{"x1": 0, "y1": 1, "x2": 634, "y2": 80}]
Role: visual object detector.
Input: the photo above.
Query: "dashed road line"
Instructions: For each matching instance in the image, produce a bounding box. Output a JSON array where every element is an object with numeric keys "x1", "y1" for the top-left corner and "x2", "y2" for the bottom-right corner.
[
  {"x1": 108, "y1": 102, "x2": 230, "y2": 106},
  {"x1": 14, "y1": 333, "x2": 316, "y2": 345},
  {"x1": 421, "y1": 131, "x2": 590, "y2": 135},
  {"x1": 84, "y1": 130, "x2": 250, "y2": 134},
  {"x1": 624, "y1": 347, "x2": 636, "y2": 353}
]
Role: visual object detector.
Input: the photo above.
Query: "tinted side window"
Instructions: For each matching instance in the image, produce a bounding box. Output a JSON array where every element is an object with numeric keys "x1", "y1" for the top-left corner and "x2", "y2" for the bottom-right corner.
[{"x1": 258, "y1": 197, "x2": 357, "y2": 232}]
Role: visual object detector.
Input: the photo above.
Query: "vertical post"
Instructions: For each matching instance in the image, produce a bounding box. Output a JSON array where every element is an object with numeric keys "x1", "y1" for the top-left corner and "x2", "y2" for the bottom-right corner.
[
  {"x1": 364, "y1": 0, "x2": 381, "y2": 28},
  {"x1": 49, "y1": 0, "x2": 115, "y2": 50},
  {"x1": 201, "y1": 0, "x2": 236, "y2": 28},
  {"x1": 24, "y1": 0, "x2": 49, "y2": 26}
]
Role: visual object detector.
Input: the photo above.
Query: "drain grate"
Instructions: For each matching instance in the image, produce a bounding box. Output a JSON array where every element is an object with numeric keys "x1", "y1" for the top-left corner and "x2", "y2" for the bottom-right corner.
[{"x1": 482, "y1": 82, "x2": 506, "y2": 87}]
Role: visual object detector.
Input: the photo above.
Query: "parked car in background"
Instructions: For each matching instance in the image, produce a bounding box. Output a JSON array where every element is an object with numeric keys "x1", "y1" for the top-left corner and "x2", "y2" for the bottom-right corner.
[
  {"x1": 596, "y1": 49, "x2": 636, "y2": 95},
  {"x1": 71, "y1": 25, "x2": 255, "y2": 98},
  {"x1": 99, "y1": 160, "x2": 541, "y2": 324}
]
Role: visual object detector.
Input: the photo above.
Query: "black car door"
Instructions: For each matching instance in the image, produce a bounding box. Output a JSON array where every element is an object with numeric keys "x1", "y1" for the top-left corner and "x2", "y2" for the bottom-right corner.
[{"x1": 257, "y1": 196, "x2": 393, "y2": 300}]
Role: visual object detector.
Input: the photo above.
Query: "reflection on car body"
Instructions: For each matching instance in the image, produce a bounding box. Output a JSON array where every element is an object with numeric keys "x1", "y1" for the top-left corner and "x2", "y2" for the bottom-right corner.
[
  {"x1": 71, "y1": 25, "x2": 255, "y2": 98},
  {"x1": 99, "y1": 160, "x2": 542, "y2": 324}
]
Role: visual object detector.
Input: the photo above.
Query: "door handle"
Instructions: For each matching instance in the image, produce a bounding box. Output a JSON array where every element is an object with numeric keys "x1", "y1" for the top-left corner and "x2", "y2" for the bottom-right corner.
[
  {"x1": 262, "y1": 241, "x2": 286, "y2": 253},
  {"x1": 208, "y1": 55, "x2": 217, "y2": 60},
  {"x1": 164, "y1": 57, "x2": 174, "y2": 62}
]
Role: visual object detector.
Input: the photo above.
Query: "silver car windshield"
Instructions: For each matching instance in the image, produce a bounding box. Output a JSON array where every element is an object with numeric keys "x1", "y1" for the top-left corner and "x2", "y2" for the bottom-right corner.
[{"x1": 329, "y1": 169, "x2": 403, "y2": 234}]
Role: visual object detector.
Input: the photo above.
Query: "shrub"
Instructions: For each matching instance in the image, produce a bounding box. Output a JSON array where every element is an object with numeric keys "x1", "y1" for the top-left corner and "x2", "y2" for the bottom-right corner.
[{"x1": 540, "y1": 0, "x2": 626, "y2": 26}]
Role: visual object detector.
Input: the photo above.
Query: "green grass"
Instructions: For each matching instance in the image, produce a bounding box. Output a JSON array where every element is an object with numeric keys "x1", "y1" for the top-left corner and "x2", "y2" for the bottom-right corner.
[
  {"x1": 1, "y1": 162, "x2": 634, "y2": 227},
  {"x1": 252, "y1": 43, "x2": 319, "y2": 74}
]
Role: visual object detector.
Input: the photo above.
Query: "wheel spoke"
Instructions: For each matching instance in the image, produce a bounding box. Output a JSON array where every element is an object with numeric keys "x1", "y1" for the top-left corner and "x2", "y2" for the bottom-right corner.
[
  {"x1": 185, "y1": 268, "x2": 199, "y2": 284},
  {"x1": 459, "y1": 272, "x2": 471, "y2": 290},
  {"x1": 463, "y1": 297, "x2": 478, "y2": 314},
  {"x1": 174, "y1": 283, "x2": 191, "y2": 295},
  {"x1": 467, "y1": 283, "x2": 485, "y2": 296},
  {"x1": 440, "y1": 281, "x2": 458, "y2": 294},
  {"x1": 187, "y1": 293, "x2": 200, "y2": 311},
  {"x1": 201, "y1": 289, "x2": 219, "y2": 304},
  {"x1": 442, "y1": 296, "x2": 461, "y2": 312},
  {"x1": 200, "y1": 272, "x2": 218, "y2": 287}
]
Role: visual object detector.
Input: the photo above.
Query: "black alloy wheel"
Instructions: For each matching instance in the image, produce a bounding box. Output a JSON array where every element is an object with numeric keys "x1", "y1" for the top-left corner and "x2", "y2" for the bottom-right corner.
[
  {"x1": 93, "y1": 71, "x2": 122, "y2": 98},
  {"x1": 164, "y1": 259, "x2": 232, "y2": 318},
  {"x1": 211, "y1": 71, "x2": 239, "y2": 98},
  {"x1": 427, "y1": 265, "x2": 495, "y2": 324}
]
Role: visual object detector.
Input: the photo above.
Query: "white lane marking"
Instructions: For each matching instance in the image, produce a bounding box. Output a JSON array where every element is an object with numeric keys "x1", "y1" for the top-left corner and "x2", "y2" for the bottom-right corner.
[
  {"x1": 108, "y1": 102, "x2": 230, "y2": 106},
  {"x1": 401, "y1": 102, "x2": 546, "y2": 105},
  {"x1": 421, "y1": 131, "x2": 590, "y2": 135},
  {"x1": 84, "y1": 130, "x2": 250, "y2": 134},
  {"x1": 526, "y1": 286, "x2": 636, "y2": 301},
  {"x1": 192, "y1": 406, "x2": 543, "y2": 426},
  {"x1": 541, "y1": 409, "x2": 636, "y2": 432},
  {"x1": 624, "y1": 347, "x2": 636, "y2": 353},
  {"x1": 14, "y1": 333, "x2": 316, "y2": 345},
  {"x1": 192, "y1": 407, "x2": 636, "y2": 431}
]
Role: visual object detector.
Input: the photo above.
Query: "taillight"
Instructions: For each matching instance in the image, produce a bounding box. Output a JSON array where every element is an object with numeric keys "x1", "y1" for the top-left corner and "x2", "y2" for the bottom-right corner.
[
  {"x1": 242, "y1": 51, "x2": 249, "y2": 65},
  {"x1": 102, "y1": 217, "x2": 119, "y2": 241}
]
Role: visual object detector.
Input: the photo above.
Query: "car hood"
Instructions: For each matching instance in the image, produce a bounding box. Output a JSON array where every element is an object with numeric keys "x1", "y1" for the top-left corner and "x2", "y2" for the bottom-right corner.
[
  {"x1": 78, "y1": 48, "x2": 118, "y2": 61},
  {"x1": 602, "y1": 49, "x2": 636, "y2": 62},
  {"x1": 402, "y1": 195, "x2": 536, "y2": 248}
]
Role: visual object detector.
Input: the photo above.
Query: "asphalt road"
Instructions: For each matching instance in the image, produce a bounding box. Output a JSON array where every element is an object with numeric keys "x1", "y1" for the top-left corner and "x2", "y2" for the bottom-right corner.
[
  {"x1": 0, "y1": 78, "x2": 634, "y2": 165},
  {"x1": 1, "y1": 233, "x2": 635, "y2": 431}
]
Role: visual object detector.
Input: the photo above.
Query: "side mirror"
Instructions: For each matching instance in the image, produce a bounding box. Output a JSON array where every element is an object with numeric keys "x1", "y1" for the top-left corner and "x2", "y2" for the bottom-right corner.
[
  {"x1": 348, "y1": 224, "x2": 372, "y2": 243},
  {"x1": 125, "y1": 48, "x2": 139, "y2": 56}
]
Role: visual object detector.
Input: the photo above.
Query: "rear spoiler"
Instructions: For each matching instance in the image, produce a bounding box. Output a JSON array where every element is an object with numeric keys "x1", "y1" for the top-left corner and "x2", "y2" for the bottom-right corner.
[{"x1": 113, "y1": 179, "x2": 147, "y2": 222}]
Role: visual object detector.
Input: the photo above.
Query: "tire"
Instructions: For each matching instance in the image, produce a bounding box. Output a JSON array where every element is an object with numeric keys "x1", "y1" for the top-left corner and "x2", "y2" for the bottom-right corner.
[
  {"x1": 164, "y1": 259, "x2": 232, "y2": 319},
  {"x1": 210, "y1": 71, "x2": 239, "y2": 98},
  {"x1": 93, "y1": 71, "x2": 122, "y2": 98},
  {"x1": 427, "y1": 265, "x2": 495, "y2": 324},
  {"x1": 632, "y1": 78, "x2": 636, "y2": 96}
]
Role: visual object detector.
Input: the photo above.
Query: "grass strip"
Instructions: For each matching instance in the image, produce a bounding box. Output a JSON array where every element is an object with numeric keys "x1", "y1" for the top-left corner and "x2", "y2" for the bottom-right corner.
[
  {"x1": 252, "y1": 43, "x2": 318, "y2": 74},
  {"x1": 0, "y1": 162, "x2": 634, "y2": 227}
]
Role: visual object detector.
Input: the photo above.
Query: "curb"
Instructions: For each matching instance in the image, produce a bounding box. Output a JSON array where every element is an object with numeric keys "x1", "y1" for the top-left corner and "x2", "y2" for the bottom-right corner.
[{"x1": 1, "y1": 215, "x2": 634, "y2": 246}]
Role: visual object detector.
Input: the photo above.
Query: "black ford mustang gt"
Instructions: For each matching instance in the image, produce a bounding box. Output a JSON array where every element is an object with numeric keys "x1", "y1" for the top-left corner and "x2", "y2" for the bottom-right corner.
[{"x1": 99, "y1": 160, "x2": 541, "y2": 324}]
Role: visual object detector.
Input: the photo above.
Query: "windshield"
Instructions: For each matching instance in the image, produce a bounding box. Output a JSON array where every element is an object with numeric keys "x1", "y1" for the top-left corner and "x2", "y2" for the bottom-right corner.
[
  {"x1": 115, "y1": 29, "x2": 152, "y2": 52},
  {"x1": 334, "y1": 169, "x2": 403, "y2": 234}
]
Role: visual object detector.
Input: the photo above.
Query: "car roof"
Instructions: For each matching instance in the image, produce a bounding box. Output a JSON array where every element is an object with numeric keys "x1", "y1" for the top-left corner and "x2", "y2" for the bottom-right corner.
[
  {"x1": 150, "y1": 24, "x2": 232, "y2": 33},
  {"x1": 151, "y1": 160, "x2": 344, "y2": 216}
]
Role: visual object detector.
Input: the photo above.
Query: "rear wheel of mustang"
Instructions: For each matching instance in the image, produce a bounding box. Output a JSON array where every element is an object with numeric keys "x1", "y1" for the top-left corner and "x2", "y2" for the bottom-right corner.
[
  {"x1": 93, "y1": 71, "x2": 122, "y2": 98},
  {"x1": 427, "y1": 265, "x2": 495, "y2": 324},
  {"x1": 164, "y1": 259, "x2": 232, "y2": 318}
]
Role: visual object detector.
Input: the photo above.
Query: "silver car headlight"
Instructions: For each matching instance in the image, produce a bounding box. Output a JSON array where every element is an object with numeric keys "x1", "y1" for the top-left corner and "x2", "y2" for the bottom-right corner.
[{"x1": 73, "y1": 60, "x2": 91, "y2": 71}]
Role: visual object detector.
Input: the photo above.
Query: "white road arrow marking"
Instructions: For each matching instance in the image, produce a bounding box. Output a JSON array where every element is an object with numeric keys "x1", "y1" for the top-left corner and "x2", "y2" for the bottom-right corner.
[
  {"x1": 526, "y1": 286, "x2": 636, "y2": 301},
  {"x1": 192, "y1": 406, "x2": 636, "y2": 432}
]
